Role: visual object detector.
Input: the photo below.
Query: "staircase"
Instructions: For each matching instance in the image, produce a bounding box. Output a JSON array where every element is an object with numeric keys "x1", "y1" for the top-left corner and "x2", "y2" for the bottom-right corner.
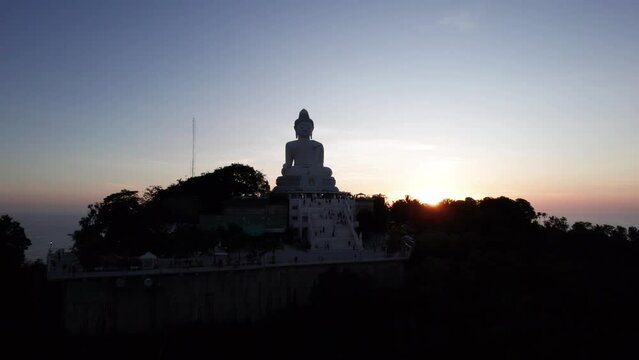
[{"x1": 301, "y1": 197, "x2": 359, "y2": 251}]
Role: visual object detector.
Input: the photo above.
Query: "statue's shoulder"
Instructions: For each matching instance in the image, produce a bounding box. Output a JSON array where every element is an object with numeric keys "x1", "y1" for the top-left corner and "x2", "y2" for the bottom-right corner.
[
  {"x1": 285, "y1": 140, "x2": 299, "y2": 148},
  {"x1": 309, "y1": 140, "x2": 323, "y2": 147}
]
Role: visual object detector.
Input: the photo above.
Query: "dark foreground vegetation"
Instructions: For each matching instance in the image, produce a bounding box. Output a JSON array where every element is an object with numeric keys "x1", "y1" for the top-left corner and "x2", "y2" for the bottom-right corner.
[
  {"x1": 71, "y1": 163, "x2": 272, "y2": 268},
  {"x1": 2, "y1": 165, "x2": 639, "y2": 358}
]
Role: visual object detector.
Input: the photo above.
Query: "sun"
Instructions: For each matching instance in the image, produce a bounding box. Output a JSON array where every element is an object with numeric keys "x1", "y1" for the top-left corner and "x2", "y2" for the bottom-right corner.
[
  {"x1": 385, "y1": 162, "x2": 470, "y2": 206},
  {"x1": 387, "y1": 184, "x2": 468, "y2": 206},
  {"x1": 410, "y1": 189, "x2": 463, "y2": 206}
]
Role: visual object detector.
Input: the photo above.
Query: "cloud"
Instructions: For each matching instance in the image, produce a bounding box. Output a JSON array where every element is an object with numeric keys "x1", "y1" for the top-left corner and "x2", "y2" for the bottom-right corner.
[{"x1": 438, "y1": 12, "x2": 475, "y2": 31}]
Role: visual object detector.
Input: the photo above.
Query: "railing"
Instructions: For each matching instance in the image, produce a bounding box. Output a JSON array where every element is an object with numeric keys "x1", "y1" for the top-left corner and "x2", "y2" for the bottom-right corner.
[{"x1": 47, "y1": 248, "x2": 411, "y2": 280}]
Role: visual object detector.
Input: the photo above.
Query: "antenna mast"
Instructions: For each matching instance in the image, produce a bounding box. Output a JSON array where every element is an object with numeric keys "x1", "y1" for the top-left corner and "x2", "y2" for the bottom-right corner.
[{"x1": 191, "y1": 117, "x2": 196, "y2": 178}]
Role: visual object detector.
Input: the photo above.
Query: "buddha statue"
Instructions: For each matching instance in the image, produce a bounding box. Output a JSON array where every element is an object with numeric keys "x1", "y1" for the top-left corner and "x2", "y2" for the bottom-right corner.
[
  {"x1": 273, "y1": 109, "x2": 338, "y2": 193},
  {"x1": 281, "y1": 109, "x2": 333, "y2": 177}
]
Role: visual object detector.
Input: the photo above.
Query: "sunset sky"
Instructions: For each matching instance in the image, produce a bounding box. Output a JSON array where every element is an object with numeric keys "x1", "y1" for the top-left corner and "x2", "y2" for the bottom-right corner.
[{"x1": 2, "y1": 0, "x2": 639, "y2": 228}]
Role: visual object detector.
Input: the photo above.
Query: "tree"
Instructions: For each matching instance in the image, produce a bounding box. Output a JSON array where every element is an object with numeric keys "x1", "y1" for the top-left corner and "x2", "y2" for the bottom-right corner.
[
  {"x1": 389, "y1": 195, "x2": 423, "y2": 229},
  {"x1": 72, "y1": 190, "x2": 145, "y2": 267},
  {"x1": 209, "y1": 163, "x2": 270, "y2": 198},
  {"x1": 544, "y1": 216, "x2": 569, "y2": 233},
  {"x1": 437, "y1": 197, "x2": 479, "y2": 234},
  {"x1": 571, "y1": 221, "x2": 593, "y2": 233},
  {"x1": 477, "y1": 196, "x2": 537, "y2": 236},
  {"x1": 71, "y1": 164, "x2": 272, "y2": 265},
  {"x1": 594, "y1": 224, "x2": 616, "y2": 238},
  {"x1": 356, "y1": 194, "x2": 390, "y2": 238},
  {"x1": 0, "y1": 215, "x2": 31, "y2": 272},
  {"x1": 611, "y1": 226, "x2": 628, "y2": 242},
  {"x1": 536, "y1": 212, "x2": 548, "y2": 226},
  {"x1": 149, "y1": 163, "x2": 271, "y2": 218},
  {"x1": 371, "y1": 194, "x2": 390, "y2": 232}
]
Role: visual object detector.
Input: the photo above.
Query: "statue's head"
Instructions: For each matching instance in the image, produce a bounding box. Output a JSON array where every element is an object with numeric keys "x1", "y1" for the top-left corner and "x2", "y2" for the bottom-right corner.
[{"x1": 294, "y1": 109, "x2": 314, "y2": 139}]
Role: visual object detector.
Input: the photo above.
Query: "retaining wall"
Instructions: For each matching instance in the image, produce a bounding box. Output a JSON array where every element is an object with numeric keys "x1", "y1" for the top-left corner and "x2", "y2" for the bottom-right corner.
[{"x1": 58, "y1": 259, "x2": 405, "y2": 334}]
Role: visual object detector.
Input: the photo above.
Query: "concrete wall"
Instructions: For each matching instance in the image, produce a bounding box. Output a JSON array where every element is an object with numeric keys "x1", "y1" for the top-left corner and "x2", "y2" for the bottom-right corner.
[{"x1": 59, "y1": 260, "x2": 404, "y2": 334}]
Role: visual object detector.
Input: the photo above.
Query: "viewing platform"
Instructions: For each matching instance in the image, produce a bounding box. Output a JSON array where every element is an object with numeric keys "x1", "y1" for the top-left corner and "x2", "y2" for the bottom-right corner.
[{"x1": 46, "y1": 246, "x2": 412, "y2": 280}]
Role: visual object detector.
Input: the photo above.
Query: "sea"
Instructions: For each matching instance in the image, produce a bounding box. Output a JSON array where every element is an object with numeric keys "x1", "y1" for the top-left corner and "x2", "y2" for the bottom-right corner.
[{"x1": 10, "y1": 212, "x2": 83, "y2": 262}]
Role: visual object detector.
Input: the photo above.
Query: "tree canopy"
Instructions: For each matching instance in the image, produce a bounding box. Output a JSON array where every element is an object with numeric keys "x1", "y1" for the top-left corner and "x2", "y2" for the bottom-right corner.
[
  {"x1": 72, "y1": 164, "x2": 270, "y2": 267},
  {"x1": 72, "y1": 190, "x2": 146, "y2": 267},
  {"x1": 145, "y1": 163, "x2": 270, "y2": 222},
  {"x1": 387, "y1": 196, "x2": 538, "y2": 237},
  {"x1": 0, "y1": 215, "x2": 31, "y2": 272}
]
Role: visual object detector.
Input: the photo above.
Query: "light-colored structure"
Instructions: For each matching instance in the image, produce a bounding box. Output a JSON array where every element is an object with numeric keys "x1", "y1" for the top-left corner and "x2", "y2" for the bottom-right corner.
[
  {"x1": 273, "y1": 109, "x2": 338, "y2": 193},
  {"x1": 288, "y1": 193, "x2": 362, "y2": 250},
  {"x1": 274, "y1": 109, "x2": 361, "y2": 249}
]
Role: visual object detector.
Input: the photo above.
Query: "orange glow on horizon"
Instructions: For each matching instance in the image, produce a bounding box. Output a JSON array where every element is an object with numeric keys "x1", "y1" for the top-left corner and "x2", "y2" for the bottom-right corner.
[{"x1": 393, "y1": 188, "x2": 468, "y2": 206}]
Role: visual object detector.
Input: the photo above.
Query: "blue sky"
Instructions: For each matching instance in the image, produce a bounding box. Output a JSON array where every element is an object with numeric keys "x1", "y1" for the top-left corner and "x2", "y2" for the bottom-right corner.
[{"x1": 1, "y1": 0, "x2": 639, "y2": 227}]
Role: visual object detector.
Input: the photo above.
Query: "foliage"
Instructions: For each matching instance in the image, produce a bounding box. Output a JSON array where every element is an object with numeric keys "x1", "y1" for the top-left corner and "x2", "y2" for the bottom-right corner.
[
  {"x1": 388, "y1": 196, "x2": 538, "y2": 238},
  {"x1": 71, "y1": 190, "x2": 145, "y2": 267},
  {"x1": 369, "y1": 194, "x2": 390, "y2": 231},
  {"x1": 0, "y1": 214, "x2": 31, "y2": 272},
  {"x1": 395, "y1": 197, "x2": 639, "y2": 358},
  {"x1": 356, "y1": 194, "x2": 389, "y2": 243},
  {"x1": 15, "y1": 191, "x2": 639, "y2": 357},
  {"x1": 71, "y1": 164, "x2": 271, "y2": 267}
]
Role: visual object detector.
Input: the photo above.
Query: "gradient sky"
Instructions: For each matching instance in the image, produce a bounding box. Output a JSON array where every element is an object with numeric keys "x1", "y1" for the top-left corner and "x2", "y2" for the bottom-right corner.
[{"x1": 2, "y1": 0, "x2": 639, "y2": 227}]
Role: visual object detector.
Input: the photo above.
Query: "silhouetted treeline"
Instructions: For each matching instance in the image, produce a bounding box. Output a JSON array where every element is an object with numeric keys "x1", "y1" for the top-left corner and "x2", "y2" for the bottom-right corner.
[
  {"x1": 392, "y1": 196, "x2": 639, "y2": 357},
  {"x1": 0, "y1": 214, "x2": 31, "y2": 272},
  {"x1": 356, "y1": 194, "x2": 639, "y2": 246},
  {"x1": 346, "y1": 195, "x2": 639, "y2": 357},
  {"x1": 1, "y1": 215, "x2": 54, "y2": 358},
  {"x1": 72, "y1": 164, "x2": 271, "y2": 267},
  {"x1": 17, "y1": 169, "x2": 637, "y2": 358}
]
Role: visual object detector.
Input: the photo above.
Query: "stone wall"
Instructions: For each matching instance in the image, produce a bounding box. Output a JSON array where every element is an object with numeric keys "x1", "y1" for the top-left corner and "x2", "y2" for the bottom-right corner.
[{"x1": 58, "y1": 259, "x2": 404, "y2": 334}]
